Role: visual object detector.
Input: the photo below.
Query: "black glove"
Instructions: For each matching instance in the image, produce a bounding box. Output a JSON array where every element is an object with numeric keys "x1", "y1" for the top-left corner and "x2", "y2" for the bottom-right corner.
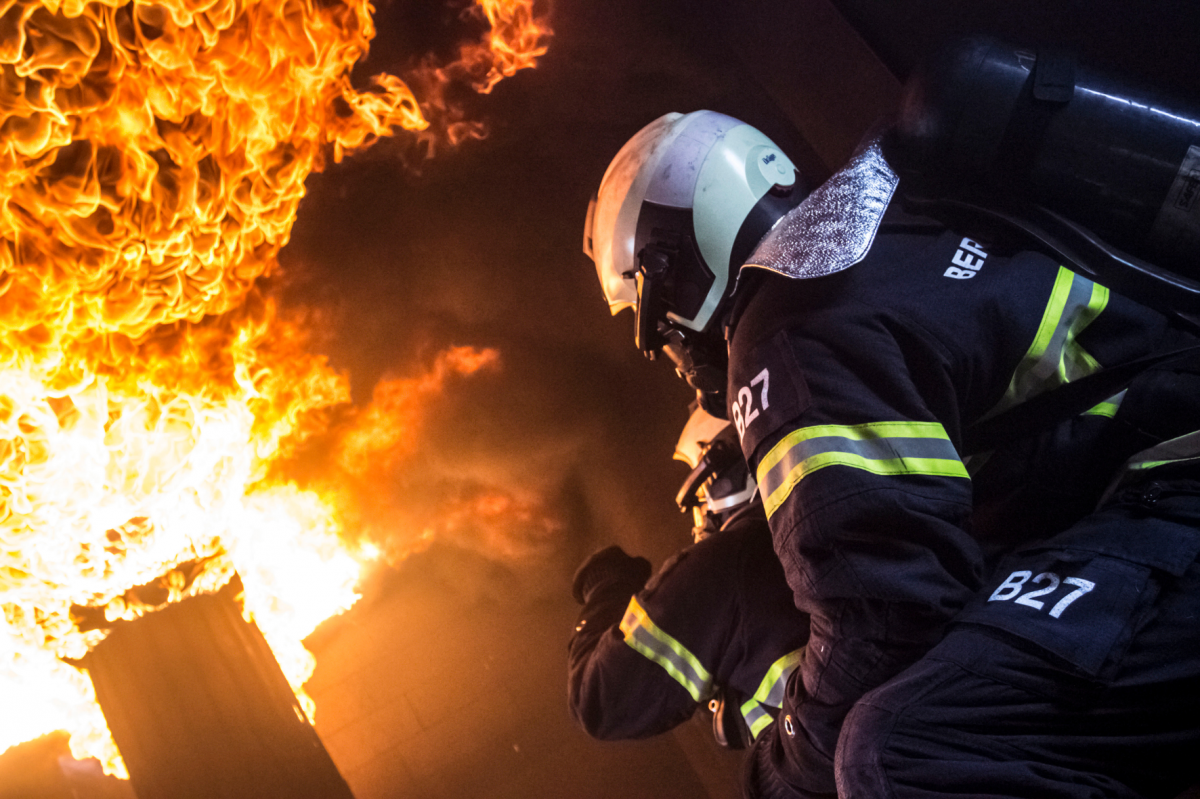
[{"x1": 571, "y1": 545, "x2": 652, "y2": 605}]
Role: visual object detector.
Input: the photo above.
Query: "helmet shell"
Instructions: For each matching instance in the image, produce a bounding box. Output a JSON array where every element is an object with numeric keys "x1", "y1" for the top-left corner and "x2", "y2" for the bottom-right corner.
[
  {"x1": 585, "y1": 110, "x2": 798, "y2": 333},
  {"x1": 673, "y1": 406, "x2": 731, "y2": 469},
  {"x1": 673, "y1": 407, "x2": 758, "y2": 540}
]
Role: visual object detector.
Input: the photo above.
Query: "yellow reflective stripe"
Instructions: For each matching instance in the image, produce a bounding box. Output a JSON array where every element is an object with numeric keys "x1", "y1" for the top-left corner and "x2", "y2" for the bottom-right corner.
[
  {"x1": 620, "y1": 596, "x2": 713, "y2": 702},
  {"x1": 992, "y1": 267, "x2": 1109, "y2": 418},
  {"x1": 757, "y1": 422, "x2": 968, "y2": 518},
  {"x1": 1062, "y1": 278, "x2": 1107, "y2": 382},
  {"x1": 1129, "y1": 459, "x2": 1192, "y2": 472},
  {"x1": 1104, "y1": 431, "x2": 1200, "y2": 499},
  {"x1": 749, "y1": 648, "x2": 803, "y2": 708},
  {"x1": 740, "y1": 698, "x2": 775, "y2": 740},
  {"x1": 1084, "y1": 390, "x2": 1126, "y2": 419},
  {"x1": 738, "y1": 648, "x2": 805, "y2": 740},
  {"x1": 1126, "y1": 449, "x2": 1200, "y2": 475}
]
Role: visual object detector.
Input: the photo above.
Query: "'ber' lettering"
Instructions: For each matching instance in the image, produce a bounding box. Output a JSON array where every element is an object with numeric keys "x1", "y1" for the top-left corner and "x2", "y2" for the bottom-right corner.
[{"x1": 944, "y1": 237, "x2": 988, "y2": 280}]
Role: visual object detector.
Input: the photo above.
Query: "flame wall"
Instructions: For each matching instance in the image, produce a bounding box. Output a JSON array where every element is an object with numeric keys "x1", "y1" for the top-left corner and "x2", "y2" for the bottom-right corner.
[{"x1": 0, "y1": 0, "x2": 548, "y2": 777}]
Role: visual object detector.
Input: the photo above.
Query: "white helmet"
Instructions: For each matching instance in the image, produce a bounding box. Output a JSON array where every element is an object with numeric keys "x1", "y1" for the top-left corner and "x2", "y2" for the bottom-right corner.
[
  {"x1": 583, "y1": 110, "x2": 805, "y2": 354},
  {"x1": 673, "y1": 406, "x2": 758, "y2": 541}
]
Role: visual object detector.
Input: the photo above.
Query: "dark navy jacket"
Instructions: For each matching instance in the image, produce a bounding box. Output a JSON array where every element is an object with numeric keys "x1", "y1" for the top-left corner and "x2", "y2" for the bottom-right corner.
[
  {"x1": 568, "y1": 508, "x2": 811, "y2": 742},
  {"x1": 726, "y1": 210, "x2": 1200, "y2": 794}
]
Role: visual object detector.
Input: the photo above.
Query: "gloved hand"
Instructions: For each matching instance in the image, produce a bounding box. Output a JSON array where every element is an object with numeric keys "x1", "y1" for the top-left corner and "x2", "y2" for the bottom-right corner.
[{"x1": 571, "y1": 545, "x2": 652, "y2": 605}]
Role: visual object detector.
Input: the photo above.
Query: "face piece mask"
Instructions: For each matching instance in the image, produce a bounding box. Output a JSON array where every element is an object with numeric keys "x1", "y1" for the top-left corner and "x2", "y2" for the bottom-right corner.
[{"x1": 660, "y1": 328, "x2": 729, "y2": 419}]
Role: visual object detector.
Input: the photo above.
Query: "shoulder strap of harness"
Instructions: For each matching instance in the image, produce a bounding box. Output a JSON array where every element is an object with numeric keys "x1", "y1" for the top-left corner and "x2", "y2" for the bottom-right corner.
[{"x1": 899, "y1": 190, "x2": 1200, "y2": 454}]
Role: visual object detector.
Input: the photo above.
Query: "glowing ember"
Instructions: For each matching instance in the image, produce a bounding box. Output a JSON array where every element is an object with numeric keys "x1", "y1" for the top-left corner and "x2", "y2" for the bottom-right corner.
[{"x1": 0, "y1": 0, "x2": 549, "y2": 779}]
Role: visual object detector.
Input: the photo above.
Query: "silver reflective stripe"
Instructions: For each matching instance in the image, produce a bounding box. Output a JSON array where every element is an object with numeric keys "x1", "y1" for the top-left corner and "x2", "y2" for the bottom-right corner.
[
  {"x1": 620, "y1": 596, "x2": 713, "y2": 702},
  {"x1": 749, "y1": 648, "x2": 803, "y2": 709},
  {"x1": 1084, "y1": 389, "x2": 1127, "y2": 419},
  {"x1": 989, "y1": 267, "x2": 1109, "y2": 418},
  {"x1": 740, "y1": 699, "x2": 774, "y2": 740},
  {"x1": 757, "y1": 422, "x2": 968, "y2": 518},
  {"x1": 738, "y1": 648, "x2": 804, "y2": 740}
]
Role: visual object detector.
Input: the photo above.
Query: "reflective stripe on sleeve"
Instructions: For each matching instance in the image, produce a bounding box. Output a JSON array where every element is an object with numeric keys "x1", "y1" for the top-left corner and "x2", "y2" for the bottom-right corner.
[
  {"x1": 757, "y1": 421, "x2": 968, "y2": 519},
  {"x1": 740, "y1": 699, "x2": 774, "y2": 740},
  {"x1": 990, "y1": 266, "x2": 1109, "y2": 417},
  {"x1": 749, "y1": 648, "x2": 803, "y2": 708},
  {"x1": 620, "y1": 596, "x2": 714, "y2": 702},
  {"x1": 738, "y1": 647, "x2": 804, "y2": 739},
  {"x1": 1084, "y1": 389, "x2": 1127, "y2": 419}
]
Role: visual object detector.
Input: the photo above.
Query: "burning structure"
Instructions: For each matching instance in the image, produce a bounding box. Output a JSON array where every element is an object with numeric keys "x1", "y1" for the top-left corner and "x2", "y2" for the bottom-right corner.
[
  {"x1": 0, "y1": 0, "x2": 548, "y2": 783},
  {"x1": 86, "y1": 586, "x2": 356, "y2": 798}
]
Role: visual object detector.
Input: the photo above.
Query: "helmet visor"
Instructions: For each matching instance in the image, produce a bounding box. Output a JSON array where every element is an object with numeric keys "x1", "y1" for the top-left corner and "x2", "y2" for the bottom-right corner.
[{"x1": 586, "y1": 113, "x2": 684, "y2": 315}]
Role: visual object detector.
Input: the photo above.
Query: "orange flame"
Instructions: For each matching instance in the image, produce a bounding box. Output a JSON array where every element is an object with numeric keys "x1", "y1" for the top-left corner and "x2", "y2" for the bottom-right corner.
[
  {"x1": 320, "y1": 345, "x2": 564, "y2": 573},
  {"x1": 336, "y1": 345, "x2": 501, "y2": 478},
  {"x1": 471, "y1": 0, "x2": 552, "y2": 93},
  {"x1": 0, "y1": 0, "x2": 546, "y2": 779},
  {"x1": 404, "y1": 0, "x2": 551, "y2": 155},
  {"x1": 421, "y1": 487, "x2": 563, "y2": 563}
]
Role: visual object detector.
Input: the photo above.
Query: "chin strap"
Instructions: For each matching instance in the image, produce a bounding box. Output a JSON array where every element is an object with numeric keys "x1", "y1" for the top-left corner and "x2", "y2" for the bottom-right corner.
[
  {"x1": 675, "y1": 435, "x2": 741, "y2": 511},
  {"x1": 635, "y1": 246, "x2": 671, "y2": 356}
]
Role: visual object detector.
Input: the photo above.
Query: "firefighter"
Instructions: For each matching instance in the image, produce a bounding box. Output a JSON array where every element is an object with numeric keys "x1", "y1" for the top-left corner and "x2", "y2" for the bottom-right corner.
[
  {"x1": 568, "y1": 407, "x2": 811, "y2": 749},
  {"x1": 583, "y1": 109, "x2": 1200, "y2": 798}
]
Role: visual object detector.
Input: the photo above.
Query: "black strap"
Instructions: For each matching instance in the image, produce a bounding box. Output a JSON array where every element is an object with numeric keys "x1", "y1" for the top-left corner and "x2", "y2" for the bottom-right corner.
[
  {"x1": 896, "y1": 190, "x2": 1200, "y2": 453},
  {"x1": 961, "y1": 345, "x2": 1200, "y2": 454},
  {"x1": 900, "y1": 192, "x2": 1200, "y2": 326},
  {"x1": 897, "y1": 188, "x2": 1200, "y2": 453}
]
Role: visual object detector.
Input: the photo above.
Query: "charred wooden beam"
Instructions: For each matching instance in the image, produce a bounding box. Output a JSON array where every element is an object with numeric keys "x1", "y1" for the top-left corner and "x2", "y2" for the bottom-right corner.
[{"x1": 85, "y1": 586, "x2": 354, "y2": 799}]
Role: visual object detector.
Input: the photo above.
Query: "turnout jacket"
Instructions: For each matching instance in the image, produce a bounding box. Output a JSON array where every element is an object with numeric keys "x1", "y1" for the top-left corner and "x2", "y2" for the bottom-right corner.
[
  {"x1": 728, "y1": 208, "x2": 1200, "y2": 795},
  {"x1": 568, "y1": 508, "x2": 811, "y2": 742}
]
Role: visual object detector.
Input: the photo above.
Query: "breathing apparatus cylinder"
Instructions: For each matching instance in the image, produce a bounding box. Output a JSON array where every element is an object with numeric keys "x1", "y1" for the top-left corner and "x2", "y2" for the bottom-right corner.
[{"x1": 890, "y1": 36, "x2": 1200, "y2": 275}]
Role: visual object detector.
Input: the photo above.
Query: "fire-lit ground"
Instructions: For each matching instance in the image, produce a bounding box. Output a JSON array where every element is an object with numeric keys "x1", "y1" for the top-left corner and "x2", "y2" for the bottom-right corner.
[{"x1": 5, "y1": 0, "x2": 1200, "y2": 796}]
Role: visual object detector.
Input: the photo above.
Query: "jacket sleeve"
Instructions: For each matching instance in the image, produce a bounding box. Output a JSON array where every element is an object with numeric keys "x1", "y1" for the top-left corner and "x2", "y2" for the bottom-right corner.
[
  {"x1": 567, "y1": 551, "x2": 704, "y2": 740},
  {"x1": 730, "y1": 298, "x2": 978, "y2": 794}
]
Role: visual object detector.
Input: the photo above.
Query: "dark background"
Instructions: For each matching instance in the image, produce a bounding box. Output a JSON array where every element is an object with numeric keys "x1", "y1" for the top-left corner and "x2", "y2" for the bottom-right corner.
[{"x1": 5, "y1": 1, "x2": 1200, "y2": 797}]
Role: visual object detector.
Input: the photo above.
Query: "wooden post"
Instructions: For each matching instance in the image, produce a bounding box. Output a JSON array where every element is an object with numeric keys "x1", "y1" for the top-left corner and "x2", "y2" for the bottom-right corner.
[{"x1": 86, "y1": 588, "x2": 355, "y2": 799}]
